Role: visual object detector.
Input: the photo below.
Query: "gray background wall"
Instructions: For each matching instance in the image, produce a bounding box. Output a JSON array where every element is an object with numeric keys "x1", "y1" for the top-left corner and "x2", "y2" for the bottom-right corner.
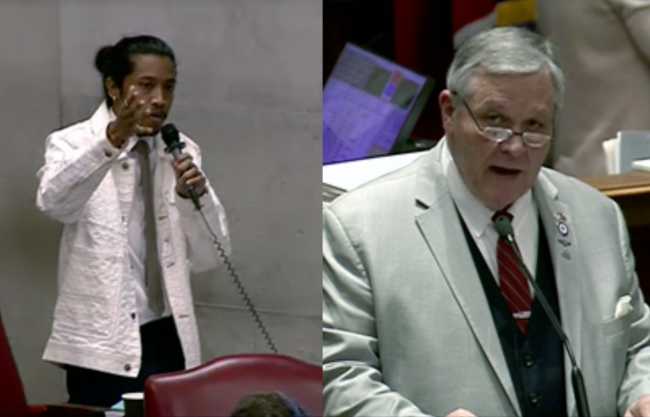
[{"x1": 0, "y1": 0, "x2": 322, "y2": 403}]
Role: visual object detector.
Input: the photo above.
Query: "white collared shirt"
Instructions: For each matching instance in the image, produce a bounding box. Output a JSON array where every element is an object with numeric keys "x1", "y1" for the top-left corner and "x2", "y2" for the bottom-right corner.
[
  {"x1": 442, "y1": 142, "x2": 539, "y2": 286},
  {"x1": 109, "y1": 110, "x2": 171, "y2": 325}
]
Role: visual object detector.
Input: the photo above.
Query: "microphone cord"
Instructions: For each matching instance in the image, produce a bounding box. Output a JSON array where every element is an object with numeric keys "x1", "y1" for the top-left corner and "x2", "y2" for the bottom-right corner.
[
  {"x1": 162, "y1": 126, "x2": 278, "y2": 354},
  {"x1": 494, "y1": 214, "x2": 589, "y2": 417},
  {"x1": 505, "y1": 236, "x2": 590, "y2": 417},
  {"x1": 197, "y1": 207, "x2": 279, "y2": 354}
]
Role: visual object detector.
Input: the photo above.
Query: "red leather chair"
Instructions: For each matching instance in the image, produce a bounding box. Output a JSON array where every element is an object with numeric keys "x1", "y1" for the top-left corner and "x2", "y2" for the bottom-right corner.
[
  {"x1": 0, "y1": 308, "x2": 46, "y2": 417},
  {"x1": 144, "y1": 354, "x2": 322, "y2": 417},
  {"x1": 0, "y1": 309, "x2": 107, "y2": 417}
]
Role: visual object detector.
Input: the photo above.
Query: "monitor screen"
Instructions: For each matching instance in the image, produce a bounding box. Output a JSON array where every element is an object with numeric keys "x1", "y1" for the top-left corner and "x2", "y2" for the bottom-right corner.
[{"x1": 322, "y1": 43, "x2": 433, "y2": 165}]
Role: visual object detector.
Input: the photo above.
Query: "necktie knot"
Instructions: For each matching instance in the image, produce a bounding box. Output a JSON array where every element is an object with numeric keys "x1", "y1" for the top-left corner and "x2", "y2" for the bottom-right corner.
[{"x1": 134, "y1": 139, "x2": 150, "y2": 156}]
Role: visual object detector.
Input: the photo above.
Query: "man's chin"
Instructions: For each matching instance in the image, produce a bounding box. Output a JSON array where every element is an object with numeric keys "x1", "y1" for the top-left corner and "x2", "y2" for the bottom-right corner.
[
  {"x1": 137, "y1": 119, "x2": 165, "y2": 136},
  {"x1": 483, "y1": 192, "x2": 523, "y2": 212},
  {"x1": 136, "y1": 129, "x2": 160, "y2": 137}
]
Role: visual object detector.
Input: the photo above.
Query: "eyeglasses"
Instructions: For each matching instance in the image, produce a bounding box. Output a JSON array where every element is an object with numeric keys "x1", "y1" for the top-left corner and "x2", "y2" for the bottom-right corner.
[{"x1": 461, "y1": 100, "x2": 552, "y2": 148}]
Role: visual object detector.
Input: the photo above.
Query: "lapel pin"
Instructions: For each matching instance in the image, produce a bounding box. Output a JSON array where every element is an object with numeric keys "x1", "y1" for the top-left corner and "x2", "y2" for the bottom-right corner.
[
  {"x1": 558, "y1": 238, "x2": 571, "y2": 247},
  {"x1": 556, "y1": 211, "x2": 567, "y2": 222},
  {"x1": 557, "y1": 221, "x2": 569, "y2": 236},
  {"x1": 562, "y1": 249, "x2": 572, "y2": 260}
]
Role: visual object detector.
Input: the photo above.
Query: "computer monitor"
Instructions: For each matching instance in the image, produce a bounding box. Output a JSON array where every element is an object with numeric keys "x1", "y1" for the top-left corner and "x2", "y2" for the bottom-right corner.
[{"x1": 323, "y1": 43, "x2": 434, "y2": 165}]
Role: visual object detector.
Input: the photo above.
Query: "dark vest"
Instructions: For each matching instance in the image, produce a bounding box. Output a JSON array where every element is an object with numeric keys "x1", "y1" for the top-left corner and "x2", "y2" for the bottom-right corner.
[{"x1": 459, "y1": 214, "x2": 567, "y2": 417}]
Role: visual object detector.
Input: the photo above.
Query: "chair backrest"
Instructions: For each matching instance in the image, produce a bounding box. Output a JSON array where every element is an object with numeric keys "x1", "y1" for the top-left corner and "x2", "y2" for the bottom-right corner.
[
  {"x1": 144, "y1": 354, "x2": 322, "y2": 417},
  {"x1": 0, "y1": 308, "x2": 30, "y2": 417}
]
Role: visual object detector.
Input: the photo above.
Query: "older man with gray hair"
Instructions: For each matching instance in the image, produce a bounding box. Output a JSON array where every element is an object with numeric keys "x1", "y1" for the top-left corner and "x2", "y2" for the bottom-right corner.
[{"x1": 323, "y1": 27, "x2": 650, "y2": 417}]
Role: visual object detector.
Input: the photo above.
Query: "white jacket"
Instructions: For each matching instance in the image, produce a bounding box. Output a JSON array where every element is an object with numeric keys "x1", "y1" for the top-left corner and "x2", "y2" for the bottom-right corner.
[{"x1": 36, "y1": 103, "x2": 230, "y2": 377}]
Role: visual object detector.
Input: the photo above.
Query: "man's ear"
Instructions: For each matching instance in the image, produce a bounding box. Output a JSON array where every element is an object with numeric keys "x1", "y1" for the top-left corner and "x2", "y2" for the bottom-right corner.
[
  {"x1": 105, "y1": 77, "x2": 120, "y2": 102},
  {"x1": 439, "y1": 90, "x2": 456, "y2": 132}
]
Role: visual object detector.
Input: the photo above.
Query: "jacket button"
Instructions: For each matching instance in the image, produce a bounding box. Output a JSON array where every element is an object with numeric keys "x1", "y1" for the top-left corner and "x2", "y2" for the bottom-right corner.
[
  {"x1": 122, "y1": 162, "x2": 129, "y2": 170},
  {"x1": 524, "y1": 355, "x2": 535, "y2": 368},
  {"x1": 530, "y1": 393, "x2": 540, "y2": 406},
  {"x1": 131, "y1": 313, "x2": 136, "y2": 320},
  {"x1": 124, "y1": 364, "x2": 132, "y2": 372},
  {"x1": 104, "y1": 150, "x2": 113, "y2": 158}
]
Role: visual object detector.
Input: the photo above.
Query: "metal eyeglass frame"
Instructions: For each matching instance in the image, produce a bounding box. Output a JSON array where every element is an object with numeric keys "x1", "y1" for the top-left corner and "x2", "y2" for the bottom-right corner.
[{"x1": 460, "y1": 99, "x2": 552, "y2": 148}]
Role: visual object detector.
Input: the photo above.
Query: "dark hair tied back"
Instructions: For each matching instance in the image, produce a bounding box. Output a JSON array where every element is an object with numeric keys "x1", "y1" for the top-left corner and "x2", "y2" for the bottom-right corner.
[{"x1": 94, "y1": 45, "x2": 114, "y2": 74}]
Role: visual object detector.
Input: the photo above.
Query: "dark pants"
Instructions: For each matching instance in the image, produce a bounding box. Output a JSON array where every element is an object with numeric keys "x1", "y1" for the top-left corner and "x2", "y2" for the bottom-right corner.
[{"x1": 66, "y1": 316, "x2": 185, "y2": 408}]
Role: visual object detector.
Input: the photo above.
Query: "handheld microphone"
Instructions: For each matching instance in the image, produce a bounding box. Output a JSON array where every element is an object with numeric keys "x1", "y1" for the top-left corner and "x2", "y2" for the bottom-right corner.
[
  {"x1": 161, "y1": 123, "x2": 201, "y2": 211},
  {"x1": 494, "y1": 215, "x2": 590, "y2": 417}
]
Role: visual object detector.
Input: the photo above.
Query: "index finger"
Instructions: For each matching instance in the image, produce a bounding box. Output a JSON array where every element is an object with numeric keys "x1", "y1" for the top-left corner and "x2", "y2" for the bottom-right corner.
[
  {"x1": 174, "y1": 153, "x2": 193, "y2": 164},
  {"x1": 121, "y1": 96, "x2": 147, "y2": 124},
  {"x1": 121, "y1": 85, "x2": 139, "y2": 113}
]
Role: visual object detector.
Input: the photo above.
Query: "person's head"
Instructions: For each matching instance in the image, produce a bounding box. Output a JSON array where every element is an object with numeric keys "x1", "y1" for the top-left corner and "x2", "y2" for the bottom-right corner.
[
  {"x1": 439, "y1": 27, "x2": 565, "y2": 211},
  {"x1": 230, "y1": 393, "x2": 308, "y2": 417},
  {"x1": 94, "y1": 35, "x2": 177, "y2": 135}
]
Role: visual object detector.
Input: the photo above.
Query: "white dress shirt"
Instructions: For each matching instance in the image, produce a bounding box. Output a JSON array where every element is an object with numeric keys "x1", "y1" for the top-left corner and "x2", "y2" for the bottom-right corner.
[
  {"x1": 109, "y1": 111, "x2": 171, "y2": 325},
  {"x1": 441, "y1": 142, "x2": 539, "y2": 288},
  {"x1": 126, "y1": 136, "x2": 172, "y2": 325}
]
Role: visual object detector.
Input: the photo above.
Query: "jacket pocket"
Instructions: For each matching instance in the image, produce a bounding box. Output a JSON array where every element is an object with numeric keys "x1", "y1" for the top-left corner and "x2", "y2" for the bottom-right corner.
[
  {"x1": 60, "y1": 246, "x2": 122, "y2": 299},
  {"x1": 52, "y1": 292, "x2": 115, "y2": 339},
  {"x1": 54, "y1": 246, "x2": 123, "y2": 339},
  {"x1": 603, "y1": 312, "x2": 636, "y2": 339}
]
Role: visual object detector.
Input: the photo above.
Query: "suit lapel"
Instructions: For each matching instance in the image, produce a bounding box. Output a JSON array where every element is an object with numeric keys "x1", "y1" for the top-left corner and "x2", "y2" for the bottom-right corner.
[
  {"x1": 534, "y1": 173, "x2": 582, "y2": 417},
  {"x1": 414, "y1": 143, "x2": 522, "y2": 416}
]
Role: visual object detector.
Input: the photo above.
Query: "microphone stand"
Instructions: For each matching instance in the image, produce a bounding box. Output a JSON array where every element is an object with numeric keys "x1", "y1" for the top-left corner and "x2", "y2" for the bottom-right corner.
[{"x1": 495, "y1": 216, "x2": 590, "y2": 417}]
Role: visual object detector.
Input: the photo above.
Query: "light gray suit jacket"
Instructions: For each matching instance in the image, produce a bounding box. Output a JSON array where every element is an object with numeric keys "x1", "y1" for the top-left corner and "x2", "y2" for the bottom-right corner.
[
  {"x1": 536, "y1": 0, "x2": 650, "y2": 177},
  {"x1": 323, "y1": 141, "x2": 650, "y2": 416}
]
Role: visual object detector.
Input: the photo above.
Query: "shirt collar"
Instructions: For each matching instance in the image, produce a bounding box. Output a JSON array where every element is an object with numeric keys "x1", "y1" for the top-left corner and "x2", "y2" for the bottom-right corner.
[{"x1": 442, "y1": 141, "x2": 533, "y2": 238}]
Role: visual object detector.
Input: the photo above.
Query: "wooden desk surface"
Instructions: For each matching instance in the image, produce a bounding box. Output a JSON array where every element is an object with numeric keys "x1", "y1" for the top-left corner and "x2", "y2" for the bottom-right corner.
[{"x1": 582, "y1": 171, "x2": 650, "y2": 198}]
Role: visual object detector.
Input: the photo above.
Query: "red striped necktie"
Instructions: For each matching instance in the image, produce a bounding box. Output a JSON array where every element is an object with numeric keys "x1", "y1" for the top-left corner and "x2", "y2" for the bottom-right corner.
[{"x1": 492, "y1": 211, "x2": 532, "y2": 335}]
